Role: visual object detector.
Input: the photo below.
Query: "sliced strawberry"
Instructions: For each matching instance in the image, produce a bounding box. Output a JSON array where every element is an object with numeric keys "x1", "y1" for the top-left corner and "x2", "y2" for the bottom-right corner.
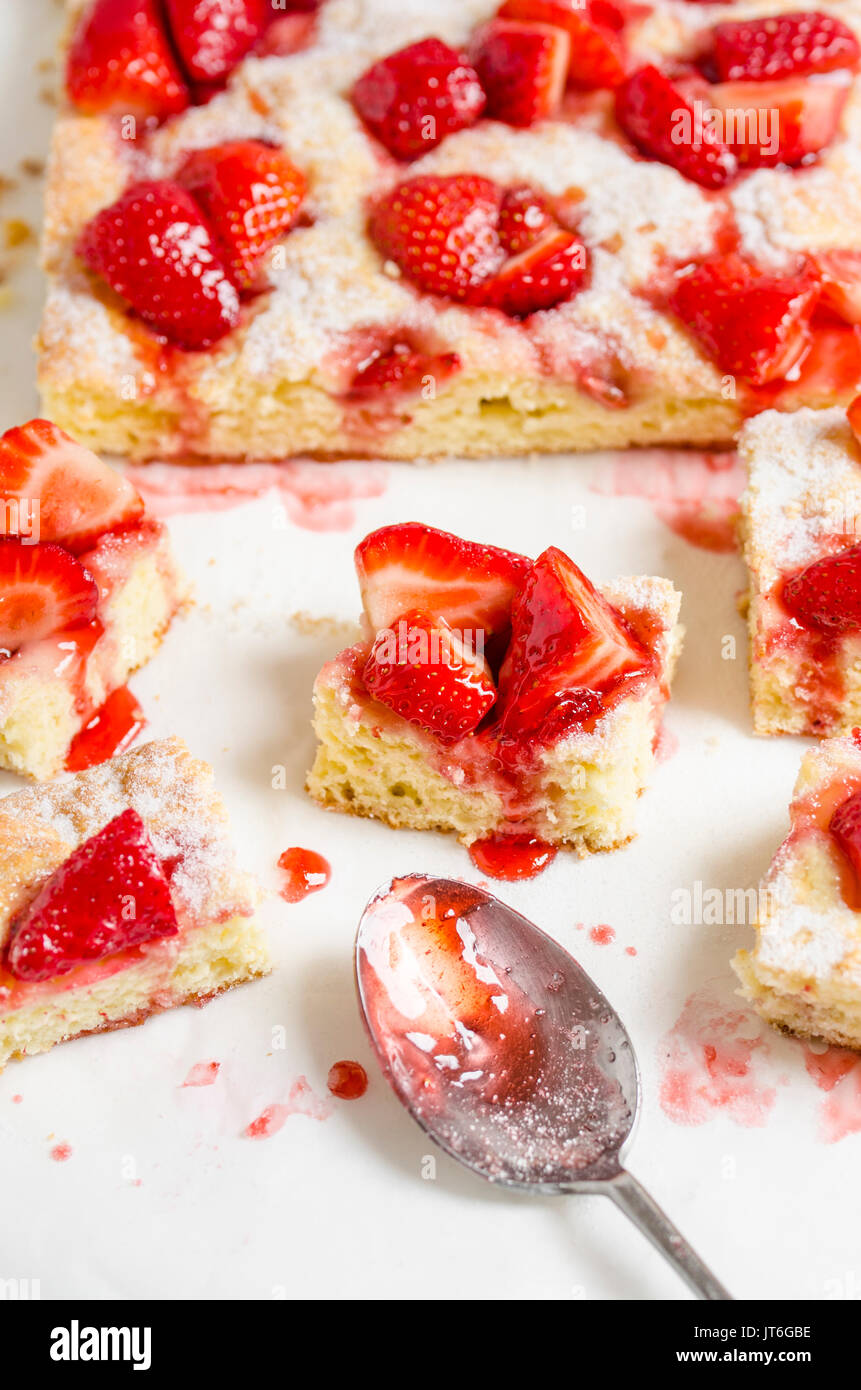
[
  {"x1": 355, "y1": 522, "x2": 532, "y2": 640},
  {"x1": 780, "y1": 544, "x2": 861, "y2": 633},
  {"x1": 0, "y1": 539, "x2": 99, "y2": 654},
  {"x1": 669, "y1": 254, "x2": 820, "y2": 386},
  {"x1": 5, "y1": 809, "x2": 178, "y2": 983},
  {"x1": 496, "y1": 547, "x2": 653, "y2": 742},
  {"x1": 712, "y1": 11, "x2": 860, "y2": 83},
  {"x1": 709, "y1": 79, "x2": 848, "y2": 167},
  {"x1": 473, "y1": 19, "x2": 570, "y2": 127},
  {"x1": 498, "y1": 0, "x2": 627, "y2": 89},
  {"x1": 615, "y1": 65, "x2": 737, "y2": 189},
  {"x1": 66, "y1": 0, "x2": 189, "y2": 122},
  {"x1": 164, "y1": 0, "x2": 268, "y2": 83},
  {"x1": 0, "y1": 419, "x2": 143, "y2": 554},
  {"x1": 498, "y1": 185, "x2": 556, "y2": 255},
  {"x1": 77, "y1": 180, "x2": 240, "y2": 350},
  {"x1": 349, "y1": 344, "x2": 461, "y2": 397},
  {"x1": 830, "y1": 789, "x2": 861, "y2": 886},
  {"x1": 352, "y1": 37, "x2": 486, "y2": 160},
  {"x1": 369, "y1": 174, "x2": 505, "y2": 301},
  {"x1": 179, "y1": 140, "x2": 306, "y2": 291},
  {"x1": 256, "y1": 12, "x2": 317, "y2": 57},
  {"x1": 479, "y1": 227, "x2": 587, "y2": 316},
  {"x1": 363, "y1": 609, "x2": 497, "y2": 744},
  {"x1": 815, "y1": 251, "x2": 861, "y2": 324}
]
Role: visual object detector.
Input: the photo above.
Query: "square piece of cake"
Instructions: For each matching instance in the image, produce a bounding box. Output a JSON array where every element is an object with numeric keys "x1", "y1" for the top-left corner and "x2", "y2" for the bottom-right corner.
[
  {"x1": 0, "y1": 737, "x2": 269, "y2": 1067},
  {"x1": 38, "y1": 0, "x2": 861, "y2": 460},
  {"x1": 307, "y1": 522, "x2": 682, "y2": 871}
]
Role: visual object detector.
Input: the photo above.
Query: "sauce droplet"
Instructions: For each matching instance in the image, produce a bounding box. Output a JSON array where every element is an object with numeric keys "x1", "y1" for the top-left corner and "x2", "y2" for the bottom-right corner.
[
  {"x1": 327, "y1": 1060, "x2": 368, "y2": 1099},
  {"x1": 65, "y1": 686, "x2": 146, "y2": 772},
  {"x1": 468, "y1": 833, "x2": 557, "y2": 881},
  {"x1": 278, "y1": 847, "x2": 331, "y2": 903}
]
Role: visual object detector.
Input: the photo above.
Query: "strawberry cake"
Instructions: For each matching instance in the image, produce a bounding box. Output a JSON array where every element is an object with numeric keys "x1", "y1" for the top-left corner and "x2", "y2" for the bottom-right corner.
[
  {"x1": 739, "y1": 403, "x2": 861, "y2": 737},
  {"x1": 734, "y1": 731, "x2": 861, "y2": 1048},
  {"x1": 0, "y1": 419, "x2": 183, "y2": 781},
  {"x1": 0, "y1": 736, "x2": 269, "y2": 1067},
  {"x1": 306, "y1": 523, "x2": 682, "y2": 871},
  {"x1": 37, "y1": 0, "x2": 861, "y2": 460}
]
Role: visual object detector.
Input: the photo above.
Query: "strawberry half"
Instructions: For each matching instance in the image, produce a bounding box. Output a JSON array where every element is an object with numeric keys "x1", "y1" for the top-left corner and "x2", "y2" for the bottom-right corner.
[
  {"x1": 77, "y1": 181, "x2": 241, "y2": 350},
  {"x1": 164, "y1": 0, "x2": 268, "y2": 84},
  {"x1": 370, "y1": 174, "x2": 505, "y2": 301},
  {"x1": 479, "y1": 228, "x2": 587, "y2": 316},
  {"x1": 0, "y1": 419, "x2": 143, "y2": 554},
  {"x1": 669, "y1": 254, "x2": 820, "y2": 386},
  {"x1": 496, "y1": 546, "x2": 653, "y2": 743},
  {"x1": 66, "y1": 0, "x2": 189, "y2": 122},
  {"x1": 0, "y1": 539, "x2": 99, "y2": 654},
  {"x1": 355, "y1": 522, "x2": 532, "y2": 641},
  {"x1": 349, "y1": 344, "x2": 461, "y2": 397},
  {"x1": 830, "y1": 789, "x2": 861, "y2": 887},
  {"x1": 473, "y1": 19, "x2": 571, "y2": 127},
  {"x1": 709, "y1": 79, "x2": 848, "y2": 167},
  {"x1": 780, "y1": 544, "x2": 861, "y2": 634},
  {"x1": 712, "y1": 11, "x2": 860, "y2": 83},
  {"x1": 5, "y1": 809, "x2": 178, "y2": 983},
  {"x1": 498, "y1": 0, "x2": 628, "y2": 89},
  {"x1": 352, "y1": 37, "x2": 486, "y2": 160},
  {"x1": 363, "y1": 609, "x2": 497, "y2": 744},
  {"x1": 615, "y1": 65, "x2": 737, "y2": 189},
  {"x1": 179, "y1": 141, "x2": 306, "y2": 291},
  {"x1": 498, "y1": 185, "x2": 556, "y2": 255},
  {"x1": 815, "y1": 251, "x2": 861, "y2": 324}
]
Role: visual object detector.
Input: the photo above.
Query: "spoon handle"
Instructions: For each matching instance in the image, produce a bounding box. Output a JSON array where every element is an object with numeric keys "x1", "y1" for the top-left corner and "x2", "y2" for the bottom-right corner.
[{"x1": 608, "y1": 1169, "x2": 732, "y2": 1300}]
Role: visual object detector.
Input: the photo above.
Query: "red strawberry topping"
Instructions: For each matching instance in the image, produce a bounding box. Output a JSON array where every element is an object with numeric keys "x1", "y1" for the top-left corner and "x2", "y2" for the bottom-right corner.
[
  {"x1": 815, "y1": 251, "x2": 861, "y2": 324},
  {"x1": 363, "y1": 609, "x2": 497, "y2": 744},
  {"x1": 77, "y1": 180, "x2": 240, "y2": 350},
  {"x1": 669, "y1": 254, "x2": 820, "y2": 386},
  {"x1": 0, "y1": 539, "x2": 99, "y2": 654},
  {"x1": 369, "y1": 174, "x2": 505, "y2": 301},
  {"x1": 615, "y1": 65, "x2": 737, "y2": 189},
  {"x1": 5, "y1": 809, "x2": 178, "y2": 983},
  {"x1": 349, "y1": 344, "x2": 461, "y2": 397},
  {"x1": 712, "y1": 11, "x2": 860, "y2": 83},
  {"x1": 498, "y1": 0, "x2": 628, "y2": 89},
  {"x1": 66, "y1": 0, "x2": 189, "y2": 122},
  {"x1": 495, "y1": 546, "x2": 653, "y2": 743},
  {"x1": 473, "y1": 19, "x2": 571, "y2": 127},
  {"x1": 179, "y1": 140, "x2": 306, "y2": 290},
  {"x1": 830, "y1": 789, "x2": 861, "y2": 887},
  {"x1": 355, "y1": 522, "x2": 532, "y2": 640},
  {"x1": 164, "y1": 0, "x2": 268, "y2": 84},
  {"x1": 498, "y1": 185, "x2": 556, "y2": 255},
  {"x1": 352, "y1": 37, "x2": 486, "y2": 160},
  {"x1": 479, "y1": 227, "x2": 588, "y2": 316},
  {"x1": 0, "y1": 419, "x2": 143, "y2": 554},
  {"x1": 780, "y1": 544, "x2": 861, "y2": 634},
  {"x1": 709, "y1": 78, "x2": 848, "y2": 167}
]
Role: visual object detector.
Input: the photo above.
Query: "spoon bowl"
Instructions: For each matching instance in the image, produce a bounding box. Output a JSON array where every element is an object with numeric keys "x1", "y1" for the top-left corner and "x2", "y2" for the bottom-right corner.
[{"x1": 356, "y1": 873, "x2": 731, "y2": 1300}]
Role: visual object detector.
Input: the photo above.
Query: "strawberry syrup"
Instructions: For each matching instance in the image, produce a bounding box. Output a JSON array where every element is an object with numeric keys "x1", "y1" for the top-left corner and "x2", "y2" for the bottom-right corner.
[
  {"x1": 244, "y1": 1077, "x2": 333, "y2": 1138},
  {"x1": 181, "y1": 1061, "x2": 220, "y2": 1088},
  {"x1": 277, "y1": 848, "x2": 331, "y2": 903},
  {"x1": 658, "y1": 988, "x2": 781, "y2": 1127},
  {"x1": 592, "y1": 449, "x2": 746, "y2": 553},
  {"x1": 468, "y1": 833, "x2": 557, "y2": 881},
  {"x1": 65, "y1": 686, "x2": 146, "y2": 772},
  {"x1": 327, "y1": 1060, "x2": 368, "y2": 1100}
]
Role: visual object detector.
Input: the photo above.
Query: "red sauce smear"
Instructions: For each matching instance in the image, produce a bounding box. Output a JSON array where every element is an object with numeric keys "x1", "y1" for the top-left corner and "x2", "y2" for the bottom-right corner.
[
  {"x1": 802, "y1": 1044, "x2": 861, "y2": 1143},
  {"x1": 468, "y1": 833, "x2": 557, "y2": 881},
  {"x1": 181, "y1": 1061, "x2": 220, "y2": 1088},
  {"x1": 65, "y1": 686, "x2": 146, "y2": 772},
  {"x1": 244, "y1": 1078, "x2": 333, "y2": 1138},
  {"x1": 278, "y1": 847, "x2": 331, "y2": 903},
  {"x1": 592, "y1": 449, "x2": 745, "y2": 554},
  {"x1": 327, "y1": 1060, "x2": 368, "y2": 1100},
  {"x1": 659, "y1": 988, "x2": 781, "y2": 1128},
  {"x1": 589, "y1": 924, "x2": 615, "y2": 946},
  {"x1": 50, "y1": 1142, "x2": 73, "y2": 1162}
]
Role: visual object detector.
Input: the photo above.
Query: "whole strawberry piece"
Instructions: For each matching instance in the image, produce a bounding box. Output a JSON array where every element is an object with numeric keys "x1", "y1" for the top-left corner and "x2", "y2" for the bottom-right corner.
[
  {"x1": 164, "y1": 0, "x2": 268, "y2": 83},
  {"x1": 615, "y1": 65, "x2": 737, "y2": 189},
  {"x1": 66, "y1": 0, "x2": 189, "y2": 122},
  {"x1": 0, "y1": 539, "x2": 99, "y2": 653},
  {"x1": 353, "y1": 37, "x2": 486, "y2": 160},
  {"x1": 480, "y1": 228, "x2": 587, "y2": 316},
  {"x1": 77, "y1": 181, "x2": 241, "y2": 349},
  {"x1": 5, "y1": 809, "x2": 178, "y2": 982},
  {"x1": 179, "y1": 141, "x2": 306, "y2": 290},
  {"x1": 498, "y1": 0, "x2": 628, "y2": 89},
  {"x1": 370, "y1": 174, "x2": 505, "y2": 301},
  {"x1": 349, "y1": 344, "x2": 461, "y2": 397},
  {"x1": 670, "y1": 254, "x2": 820, "y2": 385},
  {"x1": 713, "y1": 10, "x2": 860, "y2": 82},
  {"x1": 781, "y1": 544, "x2": 861, "y2": 634},
  {"x1": 473, "y1": 19, "x2": 571, "y2": 126},
  {"x1": 363, "y1": 609, "x2": 497, "y2": 744}
]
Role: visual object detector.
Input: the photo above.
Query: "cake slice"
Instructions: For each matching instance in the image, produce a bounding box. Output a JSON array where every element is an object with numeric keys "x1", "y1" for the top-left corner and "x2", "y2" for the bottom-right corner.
[
  {"x1": 39, "y1": 0, "x2": 861, "y2": 460},
  {"x1": 0, "y1": 737, "x2": 269, "y2": 1067},
  {"x1": 734, "y1": 732, "x2": 861, "y2": 1049},
  {"x1": 306, "y1": 523, "x2": 682, "y2": 872},
  {"x1": 739, "y1": 404, "x2": 861, "y2": 737},
  {"x1": 0, "y1": 418, "x2": 184, "y2": 780}
]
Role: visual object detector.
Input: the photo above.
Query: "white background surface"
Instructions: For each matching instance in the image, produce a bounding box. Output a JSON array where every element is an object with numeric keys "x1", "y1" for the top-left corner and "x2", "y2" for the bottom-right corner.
[{"x1": 0, "y1": 1, "x2": 855, "y2": 1301}]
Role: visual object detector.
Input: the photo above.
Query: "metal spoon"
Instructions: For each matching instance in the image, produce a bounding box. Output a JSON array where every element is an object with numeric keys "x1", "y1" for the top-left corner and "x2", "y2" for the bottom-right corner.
[{"x1": 355, "y1": 873, "x2": 731, "y2": 1301}]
